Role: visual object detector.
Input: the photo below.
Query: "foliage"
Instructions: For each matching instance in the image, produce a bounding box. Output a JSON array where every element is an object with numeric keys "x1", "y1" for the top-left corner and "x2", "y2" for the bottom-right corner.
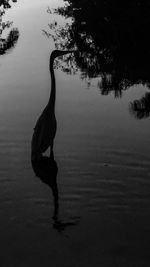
[
  {"x1": 46, "y1": 0, "x2": 150, "y2": 98},
  {"x1": 130, "y1": 93, "x2": 150, "y2": 119},
  {"x1": 0, "y1": 0, "x2": 19, "y2": 55}
]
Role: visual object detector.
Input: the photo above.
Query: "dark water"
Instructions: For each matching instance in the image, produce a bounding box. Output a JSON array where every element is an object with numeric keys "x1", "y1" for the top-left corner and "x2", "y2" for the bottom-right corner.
[{"x1": 1, "y1": 1, "x2": 150, "y2": 266}]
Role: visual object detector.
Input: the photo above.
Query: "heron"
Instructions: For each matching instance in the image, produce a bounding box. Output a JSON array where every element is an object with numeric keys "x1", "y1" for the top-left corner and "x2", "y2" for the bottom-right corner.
[{"x1": 31, "y1": 50, "x2": 75, "y2": 161}]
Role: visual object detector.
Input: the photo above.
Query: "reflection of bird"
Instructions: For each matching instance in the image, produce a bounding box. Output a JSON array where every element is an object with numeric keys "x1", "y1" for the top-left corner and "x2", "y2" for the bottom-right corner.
[
  {"x1": 32, "y1": 151, "x2": 80, "y2": 233},
  {"x1": 32, "y1": 151, "x2": 59, "y2": 219},
  {"x1": 31, "y1": 50, "x2": 75, "y2": 161}
]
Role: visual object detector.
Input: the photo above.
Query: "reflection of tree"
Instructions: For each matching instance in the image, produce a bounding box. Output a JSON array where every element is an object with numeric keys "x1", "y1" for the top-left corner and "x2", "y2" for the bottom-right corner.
[
  {"x1": 129, "y1": 93, "x2": 150, "y2": 119},
  {"x1": 0, "y1": 0, "x2": 19, "y2": 55},
  {"x1": 46, "y1": 0, "x2": 150, "y2": 97}
]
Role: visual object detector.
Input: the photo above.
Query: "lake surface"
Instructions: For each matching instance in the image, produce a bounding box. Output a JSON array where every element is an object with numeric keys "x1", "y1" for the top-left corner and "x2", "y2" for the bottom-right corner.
[{"x1": 1, "y1": 1, "x2": 150, "y2": 266}]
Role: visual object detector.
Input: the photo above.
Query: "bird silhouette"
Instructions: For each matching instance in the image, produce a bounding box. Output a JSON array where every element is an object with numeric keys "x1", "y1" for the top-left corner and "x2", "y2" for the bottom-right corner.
[
  {"x1": 31, "y1": 50, "x2": 75, "y2": 161},
  {"x1": 31, "y1": 50, "x2": 79, "y2": 231}
]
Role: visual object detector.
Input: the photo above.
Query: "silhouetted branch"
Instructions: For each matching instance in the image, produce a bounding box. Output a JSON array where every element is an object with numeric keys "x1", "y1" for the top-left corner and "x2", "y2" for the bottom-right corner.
[{"x1": 0, "y1": 28, "x2": 19, "y2": 54}]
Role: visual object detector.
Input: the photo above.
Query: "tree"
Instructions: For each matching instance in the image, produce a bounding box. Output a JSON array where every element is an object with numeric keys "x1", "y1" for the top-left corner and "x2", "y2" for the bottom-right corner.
[{"x1": 46, "y1": 0, "x2": 150, "y2": 97}]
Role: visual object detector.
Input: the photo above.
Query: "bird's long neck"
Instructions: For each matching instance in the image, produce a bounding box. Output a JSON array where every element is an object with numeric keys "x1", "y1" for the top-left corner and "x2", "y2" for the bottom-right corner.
[{"x1": 48, "y1": 56, "x2": 56, "y2": 112}]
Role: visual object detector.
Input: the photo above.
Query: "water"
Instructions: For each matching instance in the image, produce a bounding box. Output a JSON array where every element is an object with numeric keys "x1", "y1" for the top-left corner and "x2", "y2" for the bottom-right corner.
[{"x1": 1, "y1": 1, "x2": 150, "y2": 266}]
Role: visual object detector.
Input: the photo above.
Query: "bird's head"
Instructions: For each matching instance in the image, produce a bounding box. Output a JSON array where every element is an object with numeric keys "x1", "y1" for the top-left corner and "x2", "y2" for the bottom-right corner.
[{"x1": 51, "y1": 49, "x2": 76, "y2": 60}]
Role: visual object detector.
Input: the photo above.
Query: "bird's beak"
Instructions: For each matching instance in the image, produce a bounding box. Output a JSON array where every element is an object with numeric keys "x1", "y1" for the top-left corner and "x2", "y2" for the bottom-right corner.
[
  {"x1": 59, "y1": 50, "x2": 77, "y2": 56},
  {"x1": 51, "y1": 49, "x2": 77, "y2": 60}
]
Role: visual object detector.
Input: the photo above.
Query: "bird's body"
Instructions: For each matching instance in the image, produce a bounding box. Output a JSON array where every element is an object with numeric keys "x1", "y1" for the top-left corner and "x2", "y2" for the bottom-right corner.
[
  {"x1": 31, "y1": 107, "x2": 57, "y2": 159},
  {"x1": 31, "y1": 49, "x2": 75, "y2": 161}
]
